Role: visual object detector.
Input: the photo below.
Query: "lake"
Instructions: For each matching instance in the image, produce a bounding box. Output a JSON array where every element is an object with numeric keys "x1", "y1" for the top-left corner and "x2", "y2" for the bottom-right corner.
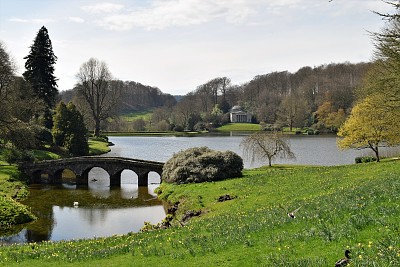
[
  {"x1": 0, "y1": 133, "x2": 385, "y2": 244},
  {"x1": 106, "y1": 134, "x2": 366, "y2": 167}
]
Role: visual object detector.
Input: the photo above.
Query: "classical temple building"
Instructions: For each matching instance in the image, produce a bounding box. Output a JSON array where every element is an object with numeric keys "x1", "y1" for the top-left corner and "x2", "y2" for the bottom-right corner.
[{"x1": 229, "y1": 106, "x2": 252, "y2": 123}]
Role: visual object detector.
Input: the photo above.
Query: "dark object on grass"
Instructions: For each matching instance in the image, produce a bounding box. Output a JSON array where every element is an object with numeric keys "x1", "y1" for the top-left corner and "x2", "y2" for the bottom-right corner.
[
  {"x1": 167, "y1": 202, "x2": 179, "y2": 215},
  {"x1": 217, "y1": 194, "x2": 236, "y2": 202},
  {"x1": 279, "y1": 204, "x2": 301, "y2": 219},
  {"x1": 287, "y1": 207, "x2": 301, "y2": 218},
  {"x1": 335, "y1": 250, "x2": 351, "y2": 267},
  {"x1": 182, "y1": 210, "x2": 201, "y2": 222}
]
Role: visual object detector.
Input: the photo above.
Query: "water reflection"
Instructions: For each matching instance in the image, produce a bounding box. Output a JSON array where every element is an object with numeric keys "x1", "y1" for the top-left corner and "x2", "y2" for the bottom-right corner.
[{"x1": 0, "y1": 170, "x2": 165, "y2": 245}]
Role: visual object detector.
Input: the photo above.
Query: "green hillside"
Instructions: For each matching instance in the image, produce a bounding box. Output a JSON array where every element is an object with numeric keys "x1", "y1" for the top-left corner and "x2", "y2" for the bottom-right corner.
[{"x1": 1, "y1": 160, "x2": 399, "y2": 266}]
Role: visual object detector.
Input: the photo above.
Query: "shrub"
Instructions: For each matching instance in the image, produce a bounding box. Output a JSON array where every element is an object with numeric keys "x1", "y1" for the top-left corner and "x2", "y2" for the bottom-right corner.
[
  {"x1": 361, "y1": 156, "x2": 377, "y2": 163},
  {"x1": 262, "y1": 124, "x2": 275, "y2": 132},
  {"x1": 355, "y1": 156, "x2": 377, "y2": 164},
  {"x1": 33, "y1": 125, "x2": 53, "y2": 146},
  {"x1": 162, "y1": 147, "x2": 243, "y2": 184},
  {"x1": 66, "y1": 133, "x2": 89, "y2": 156},
  {"x1": 173, "y1": 125, "x2": 184, "y2": 132},
  {"x1": 3, "y1": 149, "x2": 34, "y2": 164},
  {"x1": 0, "y1": 196, "x2": 36, "y2": 229},
  {"x1": 194, "y1": 122, "x2": 206, "y2": 132},
  {"x1": 4, "y1": 125, "x2": 39, "y2": 150},
  {"x1": 90, "y1": 135, "x2": 109, "y2": 143}
]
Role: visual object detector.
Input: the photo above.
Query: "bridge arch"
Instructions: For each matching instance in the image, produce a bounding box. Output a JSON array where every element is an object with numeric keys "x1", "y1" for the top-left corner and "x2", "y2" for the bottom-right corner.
[
  {"x1": 54, "y1": 168, "x2": 77, "y2": 185},
  {"x1": 121, "y1": 170, "x2": 138, "y2": 184},
  {"x1": 148, "y1": 171, "x2": 161, "y2": 184},
  {"x1": 20, "y1": 157, "x2": 164, "y2": 187},
  {"x1": 31, "y1": 169, "x2": 54, "y2": 184}
]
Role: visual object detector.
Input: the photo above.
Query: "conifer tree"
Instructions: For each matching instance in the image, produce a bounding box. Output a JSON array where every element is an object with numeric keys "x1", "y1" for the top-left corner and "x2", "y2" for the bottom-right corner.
[
  {"x1": 52, "y1": 102, "x2": 89, "y2": 156},
  {"x1": 23, "y1": 26, "x2": 58, "y2": 128}
]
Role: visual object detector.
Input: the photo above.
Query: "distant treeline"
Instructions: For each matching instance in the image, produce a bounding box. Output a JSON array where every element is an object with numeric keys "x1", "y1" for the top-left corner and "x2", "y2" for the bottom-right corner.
[
  {"x1": 60, "y1": 80, "x2": 177, "y2": 113},
  {"x1": 60, "y1": 61, "x2": 373, "y2": 133},
  {"x1": 147, "y1": 62, "x2": 373, "y2": 133}
]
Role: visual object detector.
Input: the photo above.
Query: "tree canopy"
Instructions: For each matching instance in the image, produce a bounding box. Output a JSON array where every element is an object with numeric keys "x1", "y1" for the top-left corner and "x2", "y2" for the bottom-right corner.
[
  {"x1": 338, "y1": 1, "x2": 400, "y2": 161},
  {"x1": 75, "y1": 58, "x2": 122, "y2": 136},
  {"x1": 52, "y1": 102, "x2": 89, "y2": 156},
  {"x1": 1, "y1": 43, "x2": 47, "y2": 150},
  {"x1": 337, "y1": 94, "x2": 400, "y2": 162},
  {"x1": 23, "y1": 26, "x2": 58, "y2": 130},
  {"x1": 23, "y1": 26, "x2": 58, "y2": 110}
]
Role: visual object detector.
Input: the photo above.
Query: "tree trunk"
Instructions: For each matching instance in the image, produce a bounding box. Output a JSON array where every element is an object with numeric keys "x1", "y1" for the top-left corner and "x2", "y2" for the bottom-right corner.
[
  {"x1": 374, "y1": 145, "x2": 380, "y2": 162},
  {"x1": 369, "y1": 142, "x2": 380, "y2": 162},
  {"x1": 94, "y1": 119, "x2": 101, "y2": 137}
]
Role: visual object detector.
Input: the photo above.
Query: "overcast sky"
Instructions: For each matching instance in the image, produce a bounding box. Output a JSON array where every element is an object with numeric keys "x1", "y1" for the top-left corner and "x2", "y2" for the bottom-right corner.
[{"x1": 0, "y1": 0, "x2": 392, "y2": 95}]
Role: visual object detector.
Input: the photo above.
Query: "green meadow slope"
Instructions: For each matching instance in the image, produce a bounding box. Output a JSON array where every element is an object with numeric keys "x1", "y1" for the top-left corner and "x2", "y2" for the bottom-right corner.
[{"x1": 0, "y1": 160, "x2": 399, "y2": 266}]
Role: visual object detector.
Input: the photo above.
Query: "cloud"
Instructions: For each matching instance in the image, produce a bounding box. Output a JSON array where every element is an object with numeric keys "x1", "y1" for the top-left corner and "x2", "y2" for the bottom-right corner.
[
  {"x1": 69, "y1": 16, "x2": 85, "y2": 23},
  {"x1": 81, "y1": 2, "x2": 124, "y2": 14},
  {"x1": 95, "y1": 0, "x2": 258, "y2": 31},
  {"x1": 31, "y1": 18, "x2": 54, "y2": 24},
  {"x1": 9, "y1": 17, "x2": 29, "y2": 23},
  {"x1": 9, "y1": 17, "x2": 54, "y2": 24}
]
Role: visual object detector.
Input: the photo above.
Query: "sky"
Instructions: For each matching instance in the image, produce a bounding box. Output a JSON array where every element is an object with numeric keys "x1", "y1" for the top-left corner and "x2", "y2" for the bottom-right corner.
[{"x1": 0, "y1": 0, "x2": 393, "y2": 95}]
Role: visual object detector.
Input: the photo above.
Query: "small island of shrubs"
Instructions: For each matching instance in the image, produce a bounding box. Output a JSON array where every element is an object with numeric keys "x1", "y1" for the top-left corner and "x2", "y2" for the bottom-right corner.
[{"x1": 162, "y1": 147, "x2": 243, "y2": 184}]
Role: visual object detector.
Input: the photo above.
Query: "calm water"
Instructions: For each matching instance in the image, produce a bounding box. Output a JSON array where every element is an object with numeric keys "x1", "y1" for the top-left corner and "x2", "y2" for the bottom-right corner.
[
  {"x1": 106, "y1": 134, "x2": 366, "y2": 167},
  {"x1": 0, "y1": 169, "x2": 166, "y2": 245},
  {"x1": 1, "y1": 133, "x2": 388, "y2": 245}
]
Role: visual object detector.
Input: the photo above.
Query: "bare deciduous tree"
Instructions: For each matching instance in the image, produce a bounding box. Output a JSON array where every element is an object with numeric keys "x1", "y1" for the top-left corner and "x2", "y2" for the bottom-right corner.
[
  {"x1": 240, "y1": 132, "x2": 295, "y2": 167},
  {"x1": 76, "y1": 58, "x2": 122, "y2": 136}
]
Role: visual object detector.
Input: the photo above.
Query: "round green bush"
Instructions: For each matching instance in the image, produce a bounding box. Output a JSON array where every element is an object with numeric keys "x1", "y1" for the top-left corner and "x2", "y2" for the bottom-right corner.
[
  {"x1": 0, "y1": 196, "x2": 36, "y2": 228},
  {"x1": 162, "y1": 147, "x2": 243, "y2": 184}
]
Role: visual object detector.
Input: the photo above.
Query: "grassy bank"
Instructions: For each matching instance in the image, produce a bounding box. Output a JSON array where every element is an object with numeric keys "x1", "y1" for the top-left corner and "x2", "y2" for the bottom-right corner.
[
  {"x1": 0, "y1": 156, "x2": 35, "y2": 229},
  {"x1": 216, "y1": 123, "x2": 262, "y2": 131},
  {"x1": 0, "y1": 160, "x2": 399, "y2": 266},
  {"x1": 88, "y1": 138, "x2": 112, "y2": 155}
]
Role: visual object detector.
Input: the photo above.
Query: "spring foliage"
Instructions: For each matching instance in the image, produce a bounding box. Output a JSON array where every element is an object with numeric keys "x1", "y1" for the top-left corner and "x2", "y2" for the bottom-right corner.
[
  {"x1": 162, "y1": 147, "x2": 243, "y2": 183},
  {"x1": 337, "y1": 94, "x2": 400, "y2": 161},
  {"x1": 0, "y1": 196, "x2": 36, "y2": 229}
]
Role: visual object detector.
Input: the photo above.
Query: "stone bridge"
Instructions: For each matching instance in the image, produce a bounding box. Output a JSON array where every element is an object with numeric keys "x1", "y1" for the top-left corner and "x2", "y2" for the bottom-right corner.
[{"x1": 19, "y1": 156, "x2": 164, "y2": 187}]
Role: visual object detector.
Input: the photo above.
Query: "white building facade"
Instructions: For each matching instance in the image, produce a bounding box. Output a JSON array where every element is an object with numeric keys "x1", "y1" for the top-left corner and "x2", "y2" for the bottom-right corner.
[{"x1": 229, "y1": 106, "x2": 252, "y2": 123}]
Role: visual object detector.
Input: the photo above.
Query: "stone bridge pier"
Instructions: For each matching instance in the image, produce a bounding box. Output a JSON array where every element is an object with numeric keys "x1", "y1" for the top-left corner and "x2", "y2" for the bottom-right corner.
[{"x1": 20, "y1": 157, "x2": 164, "y2": 187}]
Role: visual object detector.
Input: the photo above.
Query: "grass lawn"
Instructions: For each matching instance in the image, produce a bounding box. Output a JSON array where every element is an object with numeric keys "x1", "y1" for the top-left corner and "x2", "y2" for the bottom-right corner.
[
  {"x1": 31, "y1": 150, "x2": 61, "y2": 160},
  {"x1": 88, "y1": 139, "x2": 111, "y2": 155},
  {"x1": 1, "y1": 159, "x2": 399, "y2": 266},
  {"x1": 217, "y1": 123, "x2": 262, "y2": 131},
  {"x1": 120, "y1": 111, "x2": 153, "y2": 122}
]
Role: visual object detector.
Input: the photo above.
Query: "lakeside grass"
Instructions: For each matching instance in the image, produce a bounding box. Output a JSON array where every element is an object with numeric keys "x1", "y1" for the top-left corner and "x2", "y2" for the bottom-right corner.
[
  {"x1": 88, "y1": 139, "x2": 112, "y2": 155},
  {"x1": 0, "y1": 160, "x2": 399, "y2": 266},
  {"x1": 105, "y1": 131, "x2": 202, "y2": 137},
  {"x1": 120, "y1": 111, "x2": 153, "y2": 122},
  {"x1": 216, "y1": 123, "x2": 262, "y2": 131}
]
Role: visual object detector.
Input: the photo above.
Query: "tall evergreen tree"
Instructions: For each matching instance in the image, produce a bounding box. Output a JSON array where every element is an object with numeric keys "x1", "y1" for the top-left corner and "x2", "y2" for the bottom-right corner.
[{"x1": 23, "y1": 26, "x2": 58, "y2": 128}]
